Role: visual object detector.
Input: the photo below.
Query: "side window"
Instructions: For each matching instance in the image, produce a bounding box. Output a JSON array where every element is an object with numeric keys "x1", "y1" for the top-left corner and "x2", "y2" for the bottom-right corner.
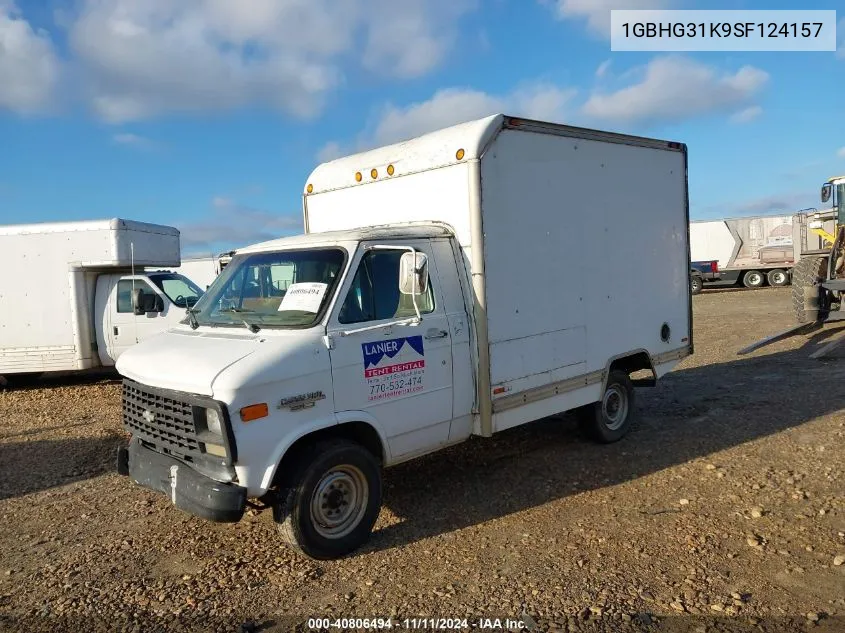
[
  {"x1": 116, "y1": 280, "x2": 156, "y2": 313},
  {"x1": 338, "y1": 249, "x2": 435, "y2": 324}
]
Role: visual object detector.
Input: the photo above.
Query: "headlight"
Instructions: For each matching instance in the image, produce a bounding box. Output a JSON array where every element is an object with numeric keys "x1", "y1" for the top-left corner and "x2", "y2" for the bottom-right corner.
[{"x1": 205, "y1": 408, "x2": 223, "y2": 436}]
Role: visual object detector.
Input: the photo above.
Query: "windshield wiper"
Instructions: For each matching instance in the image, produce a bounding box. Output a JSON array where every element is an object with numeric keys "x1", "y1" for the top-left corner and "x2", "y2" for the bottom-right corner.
[
  {"x1": 218, "y1": 308, "x2": 261, "y2": 333},
  {"x1": 185, "y1": 307, "x2": 200, "y2": 330}
]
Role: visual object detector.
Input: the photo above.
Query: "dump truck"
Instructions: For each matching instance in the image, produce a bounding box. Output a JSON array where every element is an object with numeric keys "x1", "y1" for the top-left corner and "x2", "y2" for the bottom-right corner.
[
  {"x1": 740, "y1": 176, "x2": 845, "y2": 358},
  {"x1": 0, "y1": 218, "x2": 205, "y2": 384},
  {"x1": 114, "y1": 114, "x2": 693, "y2": 560}
]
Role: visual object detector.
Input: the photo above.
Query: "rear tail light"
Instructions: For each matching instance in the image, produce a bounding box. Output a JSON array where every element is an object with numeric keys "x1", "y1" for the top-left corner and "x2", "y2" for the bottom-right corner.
[{"x1": 711, "y1": 261, "x2": 719, "y2": 273}]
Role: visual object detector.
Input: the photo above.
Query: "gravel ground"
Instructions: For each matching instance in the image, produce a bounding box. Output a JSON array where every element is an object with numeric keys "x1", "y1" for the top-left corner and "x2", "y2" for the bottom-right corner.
[{"x1": 1, "y1": 288, "x2": 844, "y2": 633}]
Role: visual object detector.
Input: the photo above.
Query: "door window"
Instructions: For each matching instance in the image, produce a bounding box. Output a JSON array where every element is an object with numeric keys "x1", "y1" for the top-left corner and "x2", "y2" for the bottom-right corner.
[
  {"x1": 116, "y1": 280, "x2": 157, "y2": 313},
  {"x1": 338, "y1": 249, "x2": 435, "y2": 324}
]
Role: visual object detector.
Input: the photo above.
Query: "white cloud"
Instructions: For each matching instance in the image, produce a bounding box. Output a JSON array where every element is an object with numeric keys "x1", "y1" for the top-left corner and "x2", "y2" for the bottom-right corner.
[
  {"x1": 730, "y1": 105, "x2": 762, "y2": 124},
  {"x1": 316, "y1": 141, "x2": 344, "y2": 163},
  {"x1": 595, "y1": 59, "x2": 612, "y2": 78},
  {"x1": 178, "y1": 197, "x2": 302, "y2": 249},
  {"x1": 0, "y1": 2, "x2": 60, "y2": 114},
  {"x1": 60, "y1": 0, "x2": 475, "y2": 123},
  {"x1": 112, "y1": 132, "x2": 157, "y2": 149},
  {"x1": 582, "y1": 56, "x2": 768, "y2": 125},
  {"x1": 367, "y1": 82, "x2": 576, "y2": 148},
  {"x1": 544, "y1": 0, "x2": 677, "y2": 37},
  {"x1": 361, "y1": 0, "x2": 477, "y2": 79}
]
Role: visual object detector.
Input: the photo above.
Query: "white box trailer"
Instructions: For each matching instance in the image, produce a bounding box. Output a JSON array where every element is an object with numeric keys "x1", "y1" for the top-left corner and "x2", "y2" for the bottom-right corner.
[
  {"x1": 690, "y1": 212, "x2": 835, "y2": 289},
  {"x1": 115, "y1": 114, "x2": 692, "y2": 559},
  {"x1": 0, "y1": 219, "x2": 207, "y2": 381}
]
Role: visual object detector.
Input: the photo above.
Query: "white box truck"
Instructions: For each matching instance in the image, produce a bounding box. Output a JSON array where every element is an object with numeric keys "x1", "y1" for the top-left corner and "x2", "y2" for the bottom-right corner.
[
  {"x1": 115, "y1": 115, "x2": 693, "y2": 559},
  {"x1": 0, "y1": 218, "x2": 207, "y2": 383}
]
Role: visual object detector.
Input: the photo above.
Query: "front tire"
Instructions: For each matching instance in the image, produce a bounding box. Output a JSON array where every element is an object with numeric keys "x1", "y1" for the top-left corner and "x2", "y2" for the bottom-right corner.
[
  {"x1": 577, "y1": 370, "x2": 636, "y2": 443},
  {"x1": 742, "y1": 270, "x2": 765, "y2": 289},
  {"x1": 274, "y1": 439, "x2": 382, "y2": 560},
  {"x1": 791, "y1": 256, "x2": 828, "y2": 323}
]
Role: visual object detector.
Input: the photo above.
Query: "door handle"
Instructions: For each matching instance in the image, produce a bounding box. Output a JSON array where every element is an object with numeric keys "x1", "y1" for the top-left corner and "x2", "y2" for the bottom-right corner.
[
  {"x1": 113, "y1": 326, "x2": 119, "y2": 335},
  {"x1": 425, "y1": 328, "x2": 449, "y2": 340}
]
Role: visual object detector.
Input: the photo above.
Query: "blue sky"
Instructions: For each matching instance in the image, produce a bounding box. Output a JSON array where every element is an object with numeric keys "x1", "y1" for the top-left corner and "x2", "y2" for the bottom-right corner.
[{"x1": 1, "y1": 0, "x2": 843, "y2": 256}]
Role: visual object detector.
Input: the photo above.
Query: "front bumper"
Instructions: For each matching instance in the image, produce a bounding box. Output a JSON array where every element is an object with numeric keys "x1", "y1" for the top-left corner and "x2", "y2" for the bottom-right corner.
[{"x1": 117, "y1": 438, "x2": 247, "y2": 523}]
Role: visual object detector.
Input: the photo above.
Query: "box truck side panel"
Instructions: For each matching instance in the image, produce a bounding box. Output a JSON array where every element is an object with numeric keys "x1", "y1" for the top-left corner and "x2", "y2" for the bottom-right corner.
[
  {"x1": 481, "y1": 128, "x2": 690, "y2": 429},
  {"x1": 304, "y1": 162, "x2": 474, "y2": 247}
]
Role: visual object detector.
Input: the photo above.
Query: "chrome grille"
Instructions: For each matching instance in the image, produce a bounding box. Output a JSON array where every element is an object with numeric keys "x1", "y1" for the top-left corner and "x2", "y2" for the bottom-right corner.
[{"x1": 122, "y1": 380, "x2": 201, "y2": 460}]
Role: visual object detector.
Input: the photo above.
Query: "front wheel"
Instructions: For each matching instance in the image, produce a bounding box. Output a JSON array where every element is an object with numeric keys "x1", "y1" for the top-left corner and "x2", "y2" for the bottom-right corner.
[
  {"x1": 742, "y1": 270, "x2": 765, "y2": 288},
  {"x1": 274, "y1": 439, "x2": 382, "y2": 560},
  {"x1": 577, "y1": 370, "x2": 636, "y2": 443}
]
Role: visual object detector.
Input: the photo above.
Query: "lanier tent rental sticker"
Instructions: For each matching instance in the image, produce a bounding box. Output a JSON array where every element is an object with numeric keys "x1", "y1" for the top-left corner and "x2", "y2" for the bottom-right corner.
[
  {"x1": 278, "y1": 282, "x2": 328, "y2": 312},
  {"x1": 362, "y1": 336, "x2": 426, "y2": 402}
]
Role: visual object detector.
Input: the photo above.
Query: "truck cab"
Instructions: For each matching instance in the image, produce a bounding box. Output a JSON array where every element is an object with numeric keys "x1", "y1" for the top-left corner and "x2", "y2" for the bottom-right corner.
[{"x1": 95, "y1": 271, "x2": 204, "y2": 365}]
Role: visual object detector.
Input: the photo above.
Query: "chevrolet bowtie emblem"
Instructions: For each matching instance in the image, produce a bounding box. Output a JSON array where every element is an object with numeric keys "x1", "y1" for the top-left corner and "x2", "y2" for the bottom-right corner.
[{"x1": 142, "y1": 409, "x2": 156, "y2": 423}]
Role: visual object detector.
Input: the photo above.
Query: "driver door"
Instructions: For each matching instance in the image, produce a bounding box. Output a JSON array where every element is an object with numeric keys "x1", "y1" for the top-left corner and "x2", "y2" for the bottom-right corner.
[
  {"x1": 105, "y1": 276, "x2": 168, "y2": 363},
  {"x1": 327, "y1": 240, "x2": 455, "y2": 461}
]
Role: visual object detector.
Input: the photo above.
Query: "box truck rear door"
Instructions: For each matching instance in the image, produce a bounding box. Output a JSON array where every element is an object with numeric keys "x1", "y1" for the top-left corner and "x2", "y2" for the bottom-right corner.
[{"x1": 327, "y1": 240, "x2": 454, "y2": 461}]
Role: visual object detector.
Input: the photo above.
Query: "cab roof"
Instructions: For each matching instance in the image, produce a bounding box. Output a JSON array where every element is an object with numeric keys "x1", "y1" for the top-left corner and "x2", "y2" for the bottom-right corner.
[{"x1": 235, "y1": 222, "x2": 455, "y2": 255}]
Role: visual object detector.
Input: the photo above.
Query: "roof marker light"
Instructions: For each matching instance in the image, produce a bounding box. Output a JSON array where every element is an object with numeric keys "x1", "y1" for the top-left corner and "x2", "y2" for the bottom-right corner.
[
  {"x1": 355, "y1": 171, "x2": 362, "y2": 182},
  {"x1": 306, "y1": 183, "x2": 313, "y2": 194},
  {"x1": 387, "y1": 164, "x2": 395, "y2": 176},
  {"x1": 456, "y1": 148, "x2": 465, "y2": 160},
  {"x1": 371, "y1": 168, "x2": 378, "y2": 179}
]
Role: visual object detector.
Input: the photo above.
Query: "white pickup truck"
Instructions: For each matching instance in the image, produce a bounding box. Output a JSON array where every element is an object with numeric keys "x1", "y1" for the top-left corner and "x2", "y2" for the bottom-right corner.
[
  {"x1": 0, "y1": 218, "x2": 205, "y2": 383},
  {"x1": 116, "y1": 114, "x2": 693, "y2": 559}
]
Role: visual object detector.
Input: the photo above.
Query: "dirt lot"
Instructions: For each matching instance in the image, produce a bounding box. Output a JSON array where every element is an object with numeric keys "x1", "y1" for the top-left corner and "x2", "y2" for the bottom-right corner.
[{"x1": 1, "y1": 288, "x2": 844, "y2": 633}]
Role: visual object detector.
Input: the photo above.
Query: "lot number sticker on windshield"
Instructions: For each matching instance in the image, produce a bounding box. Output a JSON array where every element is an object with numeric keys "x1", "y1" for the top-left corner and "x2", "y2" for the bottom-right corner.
[
  {"x1": 362, "y1": 336, "x2": 425, "y2": 402},
  {"x1": 279, "y1": 283, "x2": 328, "y2": 313}
]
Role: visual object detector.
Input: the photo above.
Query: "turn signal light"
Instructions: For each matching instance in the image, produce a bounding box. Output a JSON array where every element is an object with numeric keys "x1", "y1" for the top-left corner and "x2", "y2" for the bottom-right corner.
[{"x1": 240, "y1": 403, "x2": 269, "y2": 422}]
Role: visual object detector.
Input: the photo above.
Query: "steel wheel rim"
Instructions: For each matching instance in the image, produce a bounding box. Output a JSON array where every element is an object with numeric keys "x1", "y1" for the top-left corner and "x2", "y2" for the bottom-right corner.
[
  {"x1": 602, "y1": 385, "x2": 629, "y2": 431},
  {"x1": 771, "y1": 271, "x2": 785, "y2": 285},
  {"x1": 310, "y1": 465, "x2": 368, "y2": 539},
  {"x1": 691, "y1": 278, "x2": 701, "y2": 292},
  {"x1": 748, "y1": 273, "x2": 762, "y2": 286}
]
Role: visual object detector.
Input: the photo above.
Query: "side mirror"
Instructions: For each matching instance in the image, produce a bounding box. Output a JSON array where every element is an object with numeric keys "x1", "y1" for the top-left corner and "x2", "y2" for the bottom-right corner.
[
  {"x1": 399, "y1": 251, "x2": 429, "y2": 296},
  {"x1": 821, "y1": 183, "x2": 832, "y2": 204},
  {"x1": 131, "y1": 288, "x2": 145, "y2": 315}
]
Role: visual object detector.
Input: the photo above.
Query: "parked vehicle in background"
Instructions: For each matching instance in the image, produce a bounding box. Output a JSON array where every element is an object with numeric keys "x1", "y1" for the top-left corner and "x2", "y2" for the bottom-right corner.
[
  {"x1": 0, "y1": 218, "x2": 204, "y2": 384},
  {"x1": 151, "y1": 254, "x2": 221, "y2": 290},
  {"x1": 115, "y1": 114, "x2": 693, "y2": 560},
  {"x1": 689, "y1": 212, "x2": 835, "y2": 289},
  {"x1": 690, "y1": 260, "x2": 720, "y2": 294}
]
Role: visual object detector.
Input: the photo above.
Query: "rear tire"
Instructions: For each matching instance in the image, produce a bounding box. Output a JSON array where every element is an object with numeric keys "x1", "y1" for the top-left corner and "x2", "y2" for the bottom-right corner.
[
  {"x1": 690, "y1": 275, "x2": 703, "y2": 295},
  {"x1": 742, "y1": 270, "x2": 765, "y2": 288},
  {"x1": 273, "y1": 439, "x2": 382, "y2": 560},
  {"x1": 766, "y1": 269, "x2": 789, "y2": 287},
  {"x1": 577, "y1": 370, "x2": 636, "y2": 444},
  {"x1": 791, "y1": 256, "x2": 828, "y2": 323}
]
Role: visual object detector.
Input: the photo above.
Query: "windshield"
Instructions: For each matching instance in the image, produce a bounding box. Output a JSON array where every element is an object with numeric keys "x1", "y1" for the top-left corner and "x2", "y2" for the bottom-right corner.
[
  {"x1": 148, "y1": 273, "x2": 205, "y2": 308},
  {"x1": 188, "y1": 248, "x2": 346, "y2": 329}
]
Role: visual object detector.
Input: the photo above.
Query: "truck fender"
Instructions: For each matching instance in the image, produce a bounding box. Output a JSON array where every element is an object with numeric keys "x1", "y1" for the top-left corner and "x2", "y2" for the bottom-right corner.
[
  {"x1": 257, "y1": 411, "x2": 391, "y2": 493},
  {"x1": 601, "y1": 348, "x2": 657, "y2": 391}
]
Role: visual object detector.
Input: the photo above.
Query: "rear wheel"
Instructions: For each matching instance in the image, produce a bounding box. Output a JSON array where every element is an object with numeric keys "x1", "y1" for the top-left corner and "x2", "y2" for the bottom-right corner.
[
  {"x1": 791, "y1": 256, "x2": 828, "y2": 323},
  {"x1": 766, "y1": 269, "x2": 789, "y2": 287},
  {"x1": 577, "y1": 370, "x2": 636, "y2": 443},
  {"x1": 690, "y1": 275, "x2": 703, "y2": 295},
  {"x1": 273, "y1": 439, "x2": 382, "y2": 560},
  {"x1": 742, "y1": 270, "x2": 765, "y2": 289}
]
